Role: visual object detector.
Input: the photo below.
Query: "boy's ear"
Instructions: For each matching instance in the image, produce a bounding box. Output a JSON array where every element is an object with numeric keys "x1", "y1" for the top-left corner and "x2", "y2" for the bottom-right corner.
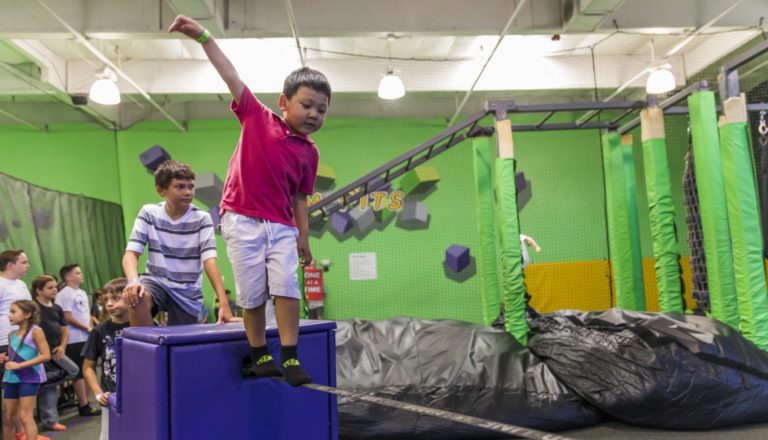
[
  {"x1": 278, "y1": 93, "x2": 288, "y2": 112},
  {"x1": 156, "y1": 185, "x2": 164, "y2": 196}
]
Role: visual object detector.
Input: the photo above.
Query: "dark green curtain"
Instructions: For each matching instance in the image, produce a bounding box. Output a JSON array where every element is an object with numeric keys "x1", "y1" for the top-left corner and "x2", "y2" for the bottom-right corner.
[{"x1": 0, "y1": 172, "x2": 125, "y2": 292}]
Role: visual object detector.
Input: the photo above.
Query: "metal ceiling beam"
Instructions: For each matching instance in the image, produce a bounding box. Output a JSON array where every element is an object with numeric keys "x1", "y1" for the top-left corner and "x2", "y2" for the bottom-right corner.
[
  {"x1": 284, "y1": 0, "x2": 306, "y2": 67},
  {"x1": 36, "y1": 0, "x2": 186, "y2": 132},
  {"x1": 605, "y1": 0, "x2": 763, "y2": 30},
  {"x1": 617, "y1": 80, "x2": 708, "y2": 134},
  {"x1": 2, "y1": 0, "x2": 762, "y2": 39},
  {"x1": 0, "y1": 106, "x2": 45, "y2": 131},
  {"x1": 719, "y1": 37, "x2": 768, "y2": 98},
  {"x1": 0, "y1": 59, "x2": 117, "y2": 130},
  {"x1": 448, "y1": 0, "x2": 529, "y2": 125}
]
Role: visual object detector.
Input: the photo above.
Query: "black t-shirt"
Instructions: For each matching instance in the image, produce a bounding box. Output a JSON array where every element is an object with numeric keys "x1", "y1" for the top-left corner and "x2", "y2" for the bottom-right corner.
[
  {"x1": 34, "y1": 299, "x2": 68, "y2": 349},
  {"x1": 82, "y1": 320, "x2": 130, "y2": 392}
]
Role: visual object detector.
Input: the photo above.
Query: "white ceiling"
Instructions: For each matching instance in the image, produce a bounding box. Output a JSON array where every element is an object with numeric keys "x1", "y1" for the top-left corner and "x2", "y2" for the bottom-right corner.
[{"x1": 0, "y1": 0, "x2": 766, "y2": 130}]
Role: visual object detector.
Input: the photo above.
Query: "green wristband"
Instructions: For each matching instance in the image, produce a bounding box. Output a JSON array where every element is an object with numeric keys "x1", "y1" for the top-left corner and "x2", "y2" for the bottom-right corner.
[{"x1": 196, "y1": 29, "x2": 211, "y2": 44}]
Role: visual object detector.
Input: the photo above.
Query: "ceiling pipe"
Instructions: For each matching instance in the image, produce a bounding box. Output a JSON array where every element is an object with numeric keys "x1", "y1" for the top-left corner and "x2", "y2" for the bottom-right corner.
[
  {"x1": 580, "y1": 0, "x2": 746, "y2": 120},
  {"x1": 0, "y1": 59, "x2": 116, "y2": 130},
  {"x1": 284, "y1": 0, "x2": 306, "y2": 67},
  {"x1": 664, "y1": 0, "x2": 745, "y2": 58},
  {"x1": 577, "y1": 0, "x2": 746, "y2": 125},
  {"x1": 448, "y1": 0, "x2": 528, "y2": 125},
  {"x1": 0, "y1": 106, "x2": 45, "y2": 131},
  {"x1": 36, "y1": 0, "x2": 186, "y2": 132}
]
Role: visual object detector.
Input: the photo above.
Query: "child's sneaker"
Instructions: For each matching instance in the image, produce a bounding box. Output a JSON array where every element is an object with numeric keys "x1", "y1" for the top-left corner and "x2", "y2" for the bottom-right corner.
[
  {"x1": 280, "y1": 345, "x2": 311, "y2": 387},
  {"x1": 250, "y1": 353, "x2": 282, "y2": 378},
  {"x1": 78, "y1": 404, "x2": 102, "y2": 416},
  {"x1": 281, "y1": 358, "x2": 312, "y2": 386}
]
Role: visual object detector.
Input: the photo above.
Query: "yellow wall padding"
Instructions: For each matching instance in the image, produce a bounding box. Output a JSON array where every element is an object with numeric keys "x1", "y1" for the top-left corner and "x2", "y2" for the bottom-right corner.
[{"x1": 526, "y1": 258, "x2": 694, "y2": 313}]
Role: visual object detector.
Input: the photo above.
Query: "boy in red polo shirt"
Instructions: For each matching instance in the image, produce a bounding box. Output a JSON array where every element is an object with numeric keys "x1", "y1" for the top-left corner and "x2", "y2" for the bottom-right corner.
[{"x1": 170, "y1": 15, "x2": 329, "y2": 386}]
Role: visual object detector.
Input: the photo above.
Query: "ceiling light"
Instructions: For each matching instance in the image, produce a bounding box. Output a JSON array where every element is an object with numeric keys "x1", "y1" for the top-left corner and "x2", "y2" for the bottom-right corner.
[
  {"x1": 89, "y1": 68, "x2": 120, "y2": 105},
  {"x1": 378, "y1": 72, "x2": 405, "y2": 100},
  {"x1": 646, "y1": 68, "x2": 676, "y2": 94}
]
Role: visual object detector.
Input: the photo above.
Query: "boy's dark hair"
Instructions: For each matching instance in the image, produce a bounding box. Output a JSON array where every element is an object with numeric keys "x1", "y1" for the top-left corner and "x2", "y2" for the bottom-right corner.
[
  {"x1": 31, "y1": 275, "x2": 57, "y2": 296},
  {"x1": 102, "y1": 277, "x2": 128, "y2": 295},
  {"x1": 283, "y1": 67, "x2": 332, "y2": 102},
  {"x1": 0, "y1": 249, "x2": 24, "y2": 272},
  {"x1": 154, "y1": 160, "x2": 195, "y2": 189},
  {"x1": 59, "y1": 263, "x2": 80, "y2": 281}
]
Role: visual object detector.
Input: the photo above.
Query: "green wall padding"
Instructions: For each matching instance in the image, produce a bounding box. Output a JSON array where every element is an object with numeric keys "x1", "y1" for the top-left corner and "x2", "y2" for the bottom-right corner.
[
  {"x1": 494, "y1": 158, "x2": 528, "y2": 344},
  {"x1": 642, "y1": 137, "x2": 683, "y2": 312},
  {"x1": 473, "y1": 138, "x2": 501, "y2": 325},
  {"x1": 719, "y1": 121, "x2": 768, "y2": 348},
  {"x1": 0, "y1": 125, "x2": 121, "y2": 204},
  {"x1": 622, "y1": 138, "x2": 646, "y2": 309},
  {"x1": 688, "y1": 92, "x2": 739, "y2": 328},
  {"x1": 601, "y1": 131, "x2": 645, "y2": 310}
]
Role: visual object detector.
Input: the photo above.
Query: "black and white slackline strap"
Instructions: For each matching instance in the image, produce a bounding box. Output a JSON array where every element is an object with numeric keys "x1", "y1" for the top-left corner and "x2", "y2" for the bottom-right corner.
[{"x1": 295, "y1": 381, "x2": 577, "y2": 440}]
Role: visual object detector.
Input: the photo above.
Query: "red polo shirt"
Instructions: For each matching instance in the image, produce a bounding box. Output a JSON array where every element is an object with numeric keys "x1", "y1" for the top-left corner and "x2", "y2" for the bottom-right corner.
[{"x1": 220, "y1": 86, "x2": 319, "y2": 227}]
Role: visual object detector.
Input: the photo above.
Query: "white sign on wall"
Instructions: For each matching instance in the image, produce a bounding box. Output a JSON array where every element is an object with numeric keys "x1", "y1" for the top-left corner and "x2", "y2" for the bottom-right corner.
[{"x1": 349, "y1": 252, "x2": 377, "y2": 281}]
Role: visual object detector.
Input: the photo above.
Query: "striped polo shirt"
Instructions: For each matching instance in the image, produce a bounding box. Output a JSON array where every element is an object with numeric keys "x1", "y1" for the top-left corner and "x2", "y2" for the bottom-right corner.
[{"x1": 126, "y1": 202, "x2": 217, "y2": 316}]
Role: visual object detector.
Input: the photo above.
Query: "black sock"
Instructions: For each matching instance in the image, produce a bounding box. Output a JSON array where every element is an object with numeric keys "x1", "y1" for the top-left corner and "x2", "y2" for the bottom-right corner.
[
  {"x1": 250, "y1": 345, "x2": 281, "y2": 378},
  {"x1": 280, "y1": 345, "x2": 312, "y2": 386}
]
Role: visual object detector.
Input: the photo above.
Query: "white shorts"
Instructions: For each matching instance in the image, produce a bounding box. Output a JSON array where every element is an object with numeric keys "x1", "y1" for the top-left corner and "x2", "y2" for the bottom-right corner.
[{"x1": 220, "y1": 211, "x2": 301, "y2": 309}]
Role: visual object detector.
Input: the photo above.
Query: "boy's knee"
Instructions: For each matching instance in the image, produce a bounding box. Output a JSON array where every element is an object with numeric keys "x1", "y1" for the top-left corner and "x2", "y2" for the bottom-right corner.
[{"x1": 2, "y1": 413, "x2": 14, "y2": 424}]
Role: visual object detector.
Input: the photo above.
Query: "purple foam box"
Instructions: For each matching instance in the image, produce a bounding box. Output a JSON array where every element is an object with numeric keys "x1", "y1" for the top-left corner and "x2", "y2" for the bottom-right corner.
[
  {"x1": 445, "y1": 245, "x2": 470, "y2": 273},
  {"x1": 330, "y1": 211, "x2": 354, "y2": 235},
  {"x1": 139, "y1": 145, "x2": 171, "y2": 173}
]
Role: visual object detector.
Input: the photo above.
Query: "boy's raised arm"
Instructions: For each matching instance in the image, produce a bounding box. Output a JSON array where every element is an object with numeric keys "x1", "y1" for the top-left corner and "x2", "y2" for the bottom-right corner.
[{"x1": 169, "y1": 15, "x2": 245, "y2": 103}]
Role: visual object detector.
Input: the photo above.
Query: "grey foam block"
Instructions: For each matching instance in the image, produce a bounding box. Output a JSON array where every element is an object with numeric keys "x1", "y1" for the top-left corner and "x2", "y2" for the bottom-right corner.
[
  {"x1": 397, "y1": 201, "x2": 429, "y2": 229},
  {"x1": 196, "y1": 173, "x2": 224, "y2": 208},
  {"x1": 208, "y1": 205, "x2": 222, "y2": 235},
  {"x1": 349, "y1": 205, "x2": 375, "y2": 233}
]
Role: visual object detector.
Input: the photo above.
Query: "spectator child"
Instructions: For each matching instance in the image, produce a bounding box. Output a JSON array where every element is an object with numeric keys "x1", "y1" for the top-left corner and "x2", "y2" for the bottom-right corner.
[
  {"x1": 122, "y1": 160, "x2": 234, "y2": 327},
  {"x1": 55, "y1": 264, "x2": 99, "y2": 417},
  {"x1": 32, "y1": 275, "x2": 78, "y2": 432},
  {"x1": 82, "y1": 278, "x2": 130, "y2": 440},
  {"x1": 1, "y1": 300, "x2": 50, "y2": 440}
]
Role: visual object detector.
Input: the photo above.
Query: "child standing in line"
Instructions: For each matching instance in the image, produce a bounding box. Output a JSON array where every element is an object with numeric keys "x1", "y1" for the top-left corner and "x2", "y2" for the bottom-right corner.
[
  {"x1": 169, "y1": 14, "x2": 329, "y2": 386},
  {"x1": 1, "y1": 300, "x2": 50, "y2": 440},
  {"x1": 55, "y1": 264, "x2": 99, "y2": 417},
  {"x1": 32, "y1": 275, "x2": 78, "y2": 432},
  {"x1": 82, "y1": 278, "x2": 130, "y2": 440}
]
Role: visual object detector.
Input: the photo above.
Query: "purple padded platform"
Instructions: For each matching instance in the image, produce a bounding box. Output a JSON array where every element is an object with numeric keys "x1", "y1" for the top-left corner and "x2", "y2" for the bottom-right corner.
[{"x1": 110, "y1": 320, "x2": 337, "y2": 440}]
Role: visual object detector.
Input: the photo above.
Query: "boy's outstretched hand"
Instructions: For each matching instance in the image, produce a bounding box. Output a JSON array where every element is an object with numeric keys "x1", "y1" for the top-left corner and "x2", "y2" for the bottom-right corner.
[{"x1": 168, "y1": 14, "x2": 205, "y2": 40}]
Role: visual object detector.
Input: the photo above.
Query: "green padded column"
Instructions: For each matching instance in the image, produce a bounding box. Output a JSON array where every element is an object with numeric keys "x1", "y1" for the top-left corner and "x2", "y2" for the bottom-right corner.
[
  {"x1": 602, "y1": 131, "x2": 646, "y2": 310},
  {"x1": 621, "y1": 135, "x2": 646, "y2": 310},
  {"x1": 719, "y1": 98, "x2": 768, "y2": 348},
  {"x1": 641, "y1": 108, "x2": 683, "y2": 312},
  {"x1": 495, "y1": 158, "x2": 528, "y2": 344},
  {"x1": 688, "y1": 91, "x2": 739, "y2": 328},
  {"x1": 473, "y1": 138, "x2": 501, "y2": 325}
]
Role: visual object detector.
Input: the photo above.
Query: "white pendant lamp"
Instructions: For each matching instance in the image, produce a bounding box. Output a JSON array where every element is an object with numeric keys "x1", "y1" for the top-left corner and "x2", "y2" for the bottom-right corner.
[
  {"x1": 378, "y1": 71, "x2": 405, "y2": 100},
  {"x1": 378, "y1": 34, "x2": 405, "y2": 100},
  {"x1": 645, "y1": 39, "x2": 675, "y2": 95},
  {"x1": 646, "y1": 68, "x2": 676, "y2": 95},
  {"x1": 89, "y1": 68, "x2": 121, "y2": 105}
]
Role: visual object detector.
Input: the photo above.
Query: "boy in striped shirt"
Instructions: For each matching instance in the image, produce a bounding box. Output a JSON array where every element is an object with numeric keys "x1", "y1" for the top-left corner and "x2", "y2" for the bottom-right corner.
[{"x1": 122, "y1": 160, "x2": 234, "y2": 326}]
